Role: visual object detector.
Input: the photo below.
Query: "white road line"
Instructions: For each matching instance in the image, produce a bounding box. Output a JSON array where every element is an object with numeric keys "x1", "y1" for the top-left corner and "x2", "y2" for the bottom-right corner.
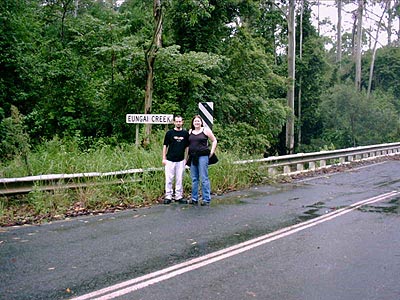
[{"x1": 71, "y1": 190, "x2": 399, "y2": 300}]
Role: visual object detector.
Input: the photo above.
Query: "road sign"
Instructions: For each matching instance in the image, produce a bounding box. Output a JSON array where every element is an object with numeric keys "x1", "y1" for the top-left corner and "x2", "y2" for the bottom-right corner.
[
  {"x1": 126, "y1": 114, "x2": 174, "y2": 124},
  {"x1": 198, "y1": 102, "x2": 213, "y2": 129}
]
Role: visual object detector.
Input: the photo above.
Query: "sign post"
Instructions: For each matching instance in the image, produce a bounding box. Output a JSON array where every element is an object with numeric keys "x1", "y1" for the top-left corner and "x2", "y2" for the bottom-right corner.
[
  {"x1": 135, "y1": 124, "x2": 139, "y2": 147},
  {"x1": 126, "y1": 114, "x2": 174, "y2": 146}
]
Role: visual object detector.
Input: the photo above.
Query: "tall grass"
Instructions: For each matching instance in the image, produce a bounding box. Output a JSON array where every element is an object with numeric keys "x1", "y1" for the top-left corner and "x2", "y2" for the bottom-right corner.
[
  {"x1": 0, "y1": 135, "x2": 274, "y2": 226},
  {"x1": 1, "y1": 135, "x2": 162, "y2": 177}
]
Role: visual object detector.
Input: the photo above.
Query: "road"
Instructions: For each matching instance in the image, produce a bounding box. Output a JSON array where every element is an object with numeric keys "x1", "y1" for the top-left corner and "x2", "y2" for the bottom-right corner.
[{"x1": 1, "y1": 159, "x2": 399, "y2": 300}]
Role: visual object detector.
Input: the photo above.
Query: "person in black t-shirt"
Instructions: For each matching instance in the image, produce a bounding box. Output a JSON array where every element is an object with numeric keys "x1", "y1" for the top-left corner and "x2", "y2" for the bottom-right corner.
[{"x1": 162, "y1": 116, "x2": 189, "y2": 204}]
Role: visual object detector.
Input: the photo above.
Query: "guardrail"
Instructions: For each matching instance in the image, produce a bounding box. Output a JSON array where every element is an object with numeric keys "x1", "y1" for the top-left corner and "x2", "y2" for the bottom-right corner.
[
  {"x1": 234, "y1": 142, "x2": 400, "y2": 175},
  {"x1": 0, "y1": 167, "x2": 163, "y2": 196},
  {"x1": 1, "y1": 142, "x2": 400, "y2": 196}
]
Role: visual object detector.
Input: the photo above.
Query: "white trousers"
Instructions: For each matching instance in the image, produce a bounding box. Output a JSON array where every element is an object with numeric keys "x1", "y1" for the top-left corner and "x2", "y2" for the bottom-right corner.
[{"x1": 165, "y1": 160, "x2": 185, "y2": 199}]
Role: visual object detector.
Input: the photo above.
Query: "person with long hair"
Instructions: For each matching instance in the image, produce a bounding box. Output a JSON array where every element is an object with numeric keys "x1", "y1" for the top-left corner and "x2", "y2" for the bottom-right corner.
[{"x1": 187, "y1": 115, "x2": 217, "y2": 206}]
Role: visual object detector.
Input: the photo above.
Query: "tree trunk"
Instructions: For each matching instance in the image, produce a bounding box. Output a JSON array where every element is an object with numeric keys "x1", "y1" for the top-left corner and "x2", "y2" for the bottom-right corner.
[
  {"x1": 270, "y1": 0, "x2": 278, "y2": 65},
  {"x1": 143, "y1": 0, "x2": 163, "y2": 146},
  {"x1": 336, "y1": 0, "x2": 342, "y2": 66},
  {"x1": 61, "y1": 0, "x2": 73, "y2": 41},
  {"x1": 367, "y1": 0, "x2": 389, "y2": 97},
  {"x1": 351, "y1": 11, "x2": 357, "y2": 58},
  {"x1": 297, "y1": 0, "x2": 304, "y2": 148},
  {"x1": 74, "y1": 0, "x2": 79, "y2": 18},
  {"x1": 397, "y1": 1, "x2": 400, "y2": 42},
  {"x1": 316, "y1": 0, "x2": 320, "y2": 34},
  {"x1": 286, "y1": 0, "x2": 295, "y2": 154},
  {"x1": 355, "y1": 0, "x2": 363, "y2": 91},
  {"x1": 387, "y1": 0, "x2": 392, "y2": 46}
]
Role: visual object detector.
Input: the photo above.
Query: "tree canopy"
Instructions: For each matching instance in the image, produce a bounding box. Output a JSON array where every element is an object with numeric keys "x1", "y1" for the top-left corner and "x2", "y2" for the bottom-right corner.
[{"x1": 1, "y1": 0, "x2": 400, "y2": 162}]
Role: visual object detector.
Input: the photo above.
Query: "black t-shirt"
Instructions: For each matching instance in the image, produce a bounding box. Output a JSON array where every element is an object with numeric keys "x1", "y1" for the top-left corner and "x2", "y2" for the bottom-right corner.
[{"x1": 163, "y1": 129, "x2": 189, "y2": 162}]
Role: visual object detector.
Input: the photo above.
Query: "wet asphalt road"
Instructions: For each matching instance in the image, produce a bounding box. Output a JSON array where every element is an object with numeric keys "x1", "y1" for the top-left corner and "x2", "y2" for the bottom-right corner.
[{"x1": 0, "y1": 159, "x2": 399, "y2": 300}]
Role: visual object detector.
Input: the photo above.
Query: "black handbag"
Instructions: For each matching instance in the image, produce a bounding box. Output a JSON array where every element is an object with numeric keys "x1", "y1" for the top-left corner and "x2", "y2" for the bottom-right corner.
[{"x1": 209, "y1": 153, "x2": 219, "y2": 165}]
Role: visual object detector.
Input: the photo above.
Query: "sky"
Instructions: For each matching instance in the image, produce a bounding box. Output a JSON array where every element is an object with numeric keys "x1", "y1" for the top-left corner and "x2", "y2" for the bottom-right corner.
[
  {"x1": 312, "y1": 0, "x2": 397, "y2": 49},
  {"x1": 115, "y1": 0, "x2": 396, "y2": 49}
]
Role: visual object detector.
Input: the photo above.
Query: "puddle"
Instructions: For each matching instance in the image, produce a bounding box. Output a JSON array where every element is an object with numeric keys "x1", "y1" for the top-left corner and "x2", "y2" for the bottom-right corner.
[
  {"x1": 306, "y1": 201, "x2": 325, "y2": 208},
  {"x1": 388, "y1": 197, "x2": 400, "y2": 204},
  {"x1": 297, "y1": 208, "x2": 321, "y2": 221},
  {"x1": 297, "y1": 202, "x2": 348, "y2": 222},
  {"x1": 358, "y1": 197, "x2": 400, "y2": 214},
  {"x1": 376, "y1": 179, "x2": 400, "y2": 187},
  {"x1": 213, "y1": 183, "x2": 309, "y2": 205},
  {"x1": 212, "y1": 188, "x2": 281, "y2": 205},
  {"x1": 186, "y1": 222, "x2": 296, "y2": 258},
  {"x1": 359, "y1": 205, "x2": 399, "y2": 214},
  {"x1": 213, "y1": 195, "x2": 248, "y2": 206},
  {"x1": 294, "y1": 201, "x2": 327, "y2": 221}
]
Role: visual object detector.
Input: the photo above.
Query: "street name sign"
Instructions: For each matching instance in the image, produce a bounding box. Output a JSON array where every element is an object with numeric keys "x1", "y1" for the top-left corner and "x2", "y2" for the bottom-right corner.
[{"x1": 126, "y1": 114, "x2": 173, "y2": 124}]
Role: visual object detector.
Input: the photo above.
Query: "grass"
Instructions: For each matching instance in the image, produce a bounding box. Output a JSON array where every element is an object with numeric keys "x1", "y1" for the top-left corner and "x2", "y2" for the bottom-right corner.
[{"x1": 0, "y1": 136, "x2": 274, "y2": 226}]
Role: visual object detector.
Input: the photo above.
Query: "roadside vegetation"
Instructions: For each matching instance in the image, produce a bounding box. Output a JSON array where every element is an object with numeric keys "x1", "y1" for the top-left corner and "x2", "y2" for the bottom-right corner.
[{"x1": 0, "y1": 134, "x2": 276, "y2": 226}]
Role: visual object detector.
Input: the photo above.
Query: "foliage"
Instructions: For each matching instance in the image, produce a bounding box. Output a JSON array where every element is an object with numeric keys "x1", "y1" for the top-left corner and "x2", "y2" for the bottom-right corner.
[
  {"x1": 214, "y1": 26, "x2": 288, "y2": 151},
  {"x1": 365, "y1": 46, "x2": 400, "y2": 104},
  {"x1": 153, "y1": 45, "x2": 225, "y2": 117},
  {"x1": 1, "y1": 0, "x2": 399, "y2": 170},
  {"x1": 213, "y1": 123, "x2": 271, "y2": 156},
  {"x1": 0, "y1": 0, "x2": 43, "y2": 116},
  {"x1": 0, "y1": 139, "x2": 277, "y2": 226},
  {"x1": 319, "y1": 84, "x2": 400, "y2": 148},
  {"x1": 295, "y1": 2, "x2": 329, "y2": 146},
  {"x1": 168, "y1": 0, "x2": 237, "y2": 53},
  {"x1": 0, "y1": 106, "x2": 31, "y2": 175}
]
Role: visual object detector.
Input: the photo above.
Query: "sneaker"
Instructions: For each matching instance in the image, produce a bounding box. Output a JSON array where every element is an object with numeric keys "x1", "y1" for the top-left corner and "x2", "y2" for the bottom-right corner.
[
  {"x1": 190, "y1": 200, "x2": 199, "y2": 205},
  {"x1": 201, "y1": 201, "x2": 210, "y2": 206},
  {"x1": 163, "y1": 198, "x2": 172, "y2": 204},
  {"x1": 176, "y1": 198, "x2": 187, "y2": 204}
]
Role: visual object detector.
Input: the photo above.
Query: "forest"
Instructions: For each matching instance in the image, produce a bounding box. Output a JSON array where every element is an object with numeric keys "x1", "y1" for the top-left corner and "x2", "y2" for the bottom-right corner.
[{"x1": 1, "y1": 0, "x2": 400, "y2": 171}]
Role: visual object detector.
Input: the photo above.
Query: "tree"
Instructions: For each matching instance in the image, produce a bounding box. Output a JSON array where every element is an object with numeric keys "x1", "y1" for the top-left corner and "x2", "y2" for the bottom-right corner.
[
  {"x1": 0, "y1": 0, "x2": 43, "y2": 117},
  {"x1": 295, "y1": 1, "x2": 327, "y2": 149},
  {"x1": 320, "y1": 84, "x2": 399, "y2": 148},
  {"x1": 168, "y1": 0, "x2": 232, "y2": 54},
  {"x1": 297, "y1": 0, "x2": 304, "y2": 147},
  {"x1": 0, "y1": 106, "x2": 31, "y2": 174},
  {"x1": 286, "y1": 0, "x2": 296, "y2": 154},
  {"x1": 385, "y1": 0, "x2": 400, "y2": 46},
  {"x1": 336, "y1": 0, "x2": 342, "y2": 66},
  {"x1": 369, "y1": 46, "x2": 400, "y2": 104},
  {"x1": 143, "y1": 0, "x2": 163, "y2": 145},
  {"x1": 153, "y1": 45, "x2": 225, "y2": 117},
  {"x1": 367, "y1": 0, "x2": 389, "y2": 97},
  {"x1": 355, "y1": 0, "x2": 364, "y2": 91}
]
